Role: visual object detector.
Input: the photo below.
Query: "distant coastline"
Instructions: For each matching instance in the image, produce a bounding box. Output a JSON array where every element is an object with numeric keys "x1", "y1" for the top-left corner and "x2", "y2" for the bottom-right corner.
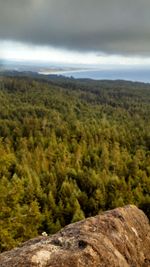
[
  {"x1": 1, "y1": 59, "x2": 150, "y2": 83},
  {"x1": 39, "y1": 68, "x2": 150, "y2": 83}
]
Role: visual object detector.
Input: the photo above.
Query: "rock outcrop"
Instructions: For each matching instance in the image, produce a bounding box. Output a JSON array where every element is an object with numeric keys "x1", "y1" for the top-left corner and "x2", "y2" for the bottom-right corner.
[{"x1": 0, "y1": 205, "x2": 150, "y2": 267}]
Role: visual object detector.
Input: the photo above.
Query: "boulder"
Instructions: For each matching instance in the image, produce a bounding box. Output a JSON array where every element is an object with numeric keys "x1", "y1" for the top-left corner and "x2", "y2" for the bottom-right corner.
[{"x1": 0, "y1": 205, "x2": 150, "y2": 267}]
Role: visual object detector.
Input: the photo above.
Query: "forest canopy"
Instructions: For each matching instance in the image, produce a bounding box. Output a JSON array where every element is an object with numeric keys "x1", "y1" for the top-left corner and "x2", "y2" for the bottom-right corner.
[{"x1": 0, "y1": 75, "x2": 150, "y2": 252}]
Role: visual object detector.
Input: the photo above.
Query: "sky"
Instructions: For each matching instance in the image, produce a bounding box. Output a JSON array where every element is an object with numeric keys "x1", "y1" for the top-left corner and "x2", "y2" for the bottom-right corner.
[{"x1": 1, "y1": 0, "x2": 150, "y2": 66}]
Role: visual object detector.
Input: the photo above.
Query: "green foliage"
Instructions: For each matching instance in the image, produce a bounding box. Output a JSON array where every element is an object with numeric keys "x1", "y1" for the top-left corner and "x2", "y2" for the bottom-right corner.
[{"x1": 0, "y1": 76, "x2": 150, "y2": 251}]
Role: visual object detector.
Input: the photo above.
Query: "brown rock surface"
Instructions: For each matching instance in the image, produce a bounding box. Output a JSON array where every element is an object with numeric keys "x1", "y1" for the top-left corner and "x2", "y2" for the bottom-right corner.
[{"x1": 0, "y1": 205, "x2": 150, "y2": 267}]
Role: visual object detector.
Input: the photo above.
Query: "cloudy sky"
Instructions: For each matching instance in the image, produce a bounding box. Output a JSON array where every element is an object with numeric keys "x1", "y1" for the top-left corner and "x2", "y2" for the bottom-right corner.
[{"x1": 1, "y1": 0, "x2": 150, "y2": 65}]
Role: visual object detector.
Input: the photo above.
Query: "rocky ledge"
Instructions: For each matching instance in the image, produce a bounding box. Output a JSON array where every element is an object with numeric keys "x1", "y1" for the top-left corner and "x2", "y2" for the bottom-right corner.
[{"x1": 0, "y1": 205, "x2": 150, "y2": 267}]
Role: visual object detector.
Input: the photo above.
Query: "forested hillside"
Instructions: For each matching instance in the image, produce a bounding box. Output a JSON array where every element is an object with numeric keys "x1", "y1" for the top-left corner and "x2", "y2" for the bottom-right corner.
[{"x1": 0, "y1": 75, "x2": 150, "y2": 252}]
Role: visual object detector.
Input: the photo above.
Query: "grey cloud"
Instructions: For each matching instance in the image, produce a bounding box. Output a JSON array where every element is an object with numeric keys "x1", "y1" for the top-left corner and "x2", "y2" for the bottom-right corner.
[{"x1": 0, "y1": 0, "x2": 150, "y2": 55}]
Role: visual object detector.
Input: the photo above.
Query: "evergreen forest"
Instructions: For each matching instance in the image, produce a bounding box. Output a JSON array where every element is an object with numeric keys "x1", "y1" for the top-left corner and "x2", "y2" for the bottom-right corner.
[{"x1": 0, "y1": 74, "x2": 150, "y2": 252}]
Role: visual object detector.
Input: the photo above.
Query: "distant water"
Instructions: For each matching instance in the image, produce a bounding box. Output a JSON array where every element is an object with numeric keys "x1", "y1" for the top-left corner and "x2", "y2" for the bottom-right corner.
[{"x1": 61, "y1": 68, "x2": 150, "y2": 83}]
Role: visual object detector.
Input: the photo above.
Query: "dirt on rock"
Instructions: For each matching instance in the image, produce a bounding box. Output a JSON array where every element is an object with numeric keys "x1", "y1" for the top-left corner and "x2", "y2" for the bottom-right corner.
[{"x1": 0, "y1": 205, "x2": 150, "y2": 267}]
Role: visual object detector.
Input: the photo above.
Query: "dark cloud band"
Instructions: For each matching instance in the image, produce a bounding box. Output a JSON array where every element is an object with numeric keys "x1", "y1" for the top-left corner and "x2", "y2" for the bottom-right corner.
[{"x1": 0, "y1": 0, "x2": 150, "y2": 55}]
